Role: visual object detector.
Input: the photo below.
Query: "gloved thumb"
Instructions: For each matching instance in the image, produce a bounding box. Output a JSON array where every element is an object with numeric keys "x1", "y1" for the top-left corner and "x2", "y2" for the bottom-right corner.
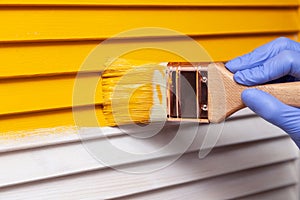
[{"x1": 241, "y1": 88, "x2": 300, "y2": 148}]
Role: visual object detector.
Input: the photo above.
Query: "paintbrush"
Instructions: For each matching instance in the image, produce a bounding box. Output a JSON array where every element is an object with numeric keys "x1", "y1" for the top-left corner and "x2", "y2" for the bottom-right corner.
[{"x1": 101, "y1": 59, "x2": 300, "y2": 126}]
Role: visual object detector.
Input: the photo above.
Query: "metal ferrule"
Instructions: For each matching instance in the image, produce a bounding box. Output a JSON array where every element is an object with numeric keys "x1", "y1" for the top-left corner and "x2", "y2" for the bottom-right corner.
[{"x1": 166, "y1": 62, "x2": 209, "y2": 123}]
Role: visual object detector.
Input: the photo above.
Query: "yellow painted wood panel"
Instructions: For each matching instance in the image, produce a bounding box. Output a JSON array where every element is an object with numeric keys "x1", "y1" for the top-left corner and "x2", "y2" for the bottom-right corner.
[
  {"x1": 0, "y1": 41, "x2": 96, "y2": 78},
  {"x1": 200, "y1": 34, "x2": 299, "y2": 60},
  {"x1": 0, "y1": 34, "x2": 296, "y2": 78},
  {"x1": 0, "y1": 34, "x2": 297, "y2": 117},
  {"x1": 0, "y1": 0, "x2": 297, "y2": 6},
  {"x1": 0, "y1": 75, "x2": 103, "y2": 115},
  {"x1": 0, "y1": 107, "x2": 106, "y2": 134},
  {"x1": 121, "y1": 34, "x2": 299, "y2": 62},
  {"x1": 0, "y1": 34, "x2": 297, "y2": 118},
  {"x1": 0, "y1": 8, "x2": 297, "y2": 42},
  {"x1": 0, "y1": 4, "x2": 298, "y2": 134}
]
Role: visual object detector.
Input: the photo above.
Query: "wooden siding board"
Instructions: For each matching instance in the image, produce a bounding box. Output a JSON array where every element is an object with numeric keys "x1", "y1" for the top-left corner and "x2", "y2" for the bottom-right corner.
[
  {"x1": 0, "y1": 159, "x2": 297, "y2": 199},
  {"x1": 0, "y1": 109, "x2": 287, "y2": 151},
  {"x1": 239, "y1": 186, "x2": 298, "y2": 200},
  {"x1": 118, "y1": 161, "x2": 297, "y2": 200},
  {"x1": 0, "y1": 107, "x2": 287, "y2": 141},
  {"x1": 0, "y1": 107, "x2": 106, "y2": 133},
  {"x1": 0, "y1": 1, "x2": 297, "y2": 199},
  {"x1": 0, "y1": 4, "x2": 297, "y2": 132},
  {"x1": 0, "y1": 75, "x2": 103, "y2": 116},
  {"x1": 0, "y1": 35, "x2": 297, "y2": 120},
  {"x1": 0, "y1": 34, "x2": 296, "y2": 78},
  {"x1": 0, "y1": 8, "x2": 297, "y2": 42},
  {"x1": 0, "y1": 110, "x2": 295, "y2": 189}
]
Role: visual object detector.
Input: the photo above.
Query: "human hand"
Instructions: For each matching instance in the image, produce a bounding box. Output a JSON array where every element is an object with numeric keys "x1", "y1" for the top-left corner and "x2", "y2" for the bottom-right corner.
[{"x1": 225, "y1": 37, "x2": 300, "y2": 148}]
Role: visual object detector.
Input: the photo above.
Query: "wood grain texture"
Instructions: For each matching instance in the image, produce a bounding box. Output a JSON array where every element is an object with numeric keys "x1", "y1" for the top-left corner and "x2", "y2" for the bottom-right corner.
[{"x1": 208, "y1": 62, "x2": 300, "y2": 123}]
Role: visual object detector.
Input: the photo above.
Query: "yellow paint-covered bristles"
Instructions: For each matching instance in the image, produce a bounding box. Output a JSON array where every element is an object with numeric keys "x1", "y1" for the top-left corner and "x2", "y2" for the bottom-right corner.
[{"x1": 102, "y1": 59, "x2": 167, "y2": 126}]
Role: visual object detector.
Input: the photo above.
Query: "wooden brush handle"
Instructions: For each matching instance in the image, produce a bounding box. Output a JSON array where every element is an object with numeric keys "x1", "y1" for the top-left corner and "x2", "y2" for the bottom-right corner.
[{"x1": 208, "y1": 62, "x2": 300, "y2": 123}]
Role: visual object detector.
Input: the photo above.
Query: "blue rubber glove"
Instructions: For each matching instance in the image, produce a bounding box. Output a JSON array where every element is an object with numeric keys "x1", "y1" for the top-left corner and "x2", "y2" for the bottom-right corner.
[{"x1": 226, "y1": 37, "x2": 300, "y2": 148}]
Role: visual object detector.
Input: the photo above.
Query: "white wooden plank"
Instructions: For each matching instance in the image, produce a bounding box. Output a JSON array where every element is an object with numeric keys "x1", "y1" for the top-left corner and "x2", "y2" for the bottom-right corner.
[
  {"x1": 239, "y1": 186, "x2": 298, "y2": 200},
  {"x1": 0, "y1": 108, "x2": 297, "y2": 199},
  {"x1": 0, "y1": 110, "x2": 296, "y2": 188},
  {"x1": 0, "y1": 137, "x2": 297, "y2": 198},
  {"x1": 0, "y1": 160, "x2": 296, "y2": 200},
  {"x1": 116, "y1": 161, "x2": 298, "y2": 200},
  {"x1": 0, "y1": 126, "x2": 122, "y2": 153}
]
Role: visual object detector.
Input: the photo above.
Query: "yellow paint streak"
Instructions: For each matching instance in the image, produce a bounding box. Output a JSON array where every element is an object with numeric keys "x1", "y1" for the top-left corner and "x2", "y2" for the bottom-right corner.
[
  {"x1": 156, "y1": 84, "x2": 163, "y2": 104},
  {"x1": 0, "y1": 126, "x2": 78, "y2": 140}
]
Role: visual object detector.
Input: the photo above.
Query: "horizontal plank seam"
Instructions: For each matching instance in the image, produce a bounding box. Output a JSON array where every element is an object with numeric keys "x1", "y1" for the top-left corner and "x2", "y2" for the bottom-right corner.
[
  {"x1": 112, "y1": 171, "x2": 297, "y2": 200},
  {"x1": 101, "y1": 160, "x2": 299, "y2": 199},
  {"x1": 0, "y1": 139, "x2": 295, "y2": 190},
  {"x1": 0, "y1": 31, "x2": 295, "y2": 46},
  {"x1": 108, "y1": 160, "x2": 297, "y2": 200},
  {"x1": 0, "y1": 5, "x2": 296, "y2": 9},
  {"x1": 0, "y1": 156, "x2": 296, "y2": 192},
  {"x1": 0, "y1": 124, "x2": 289, "y2": 154},
  {"x1": 0, "y1": 70, "x2": 102, "y2": 81},
  {"x1": 0, "y1": 104, "x2": 103, "y2": 119},
  {"x1": 233, "y1": 184, "x2": 298, "y2": 199},
  {"x1": 0, "y1": 30, "x2": 297, "y2": 44},
  {"x1": 113, "y1": 178, "x2": 297, "y2": 200}
]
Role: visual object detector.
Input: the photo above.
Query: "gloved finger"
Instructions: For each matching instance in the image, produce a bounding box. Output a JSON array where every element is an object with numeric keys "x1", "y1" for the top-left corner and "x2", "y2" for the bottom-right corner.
[
  {"x1": 226, "y1": 37, "x2": 300, "y2": 73},
  {"x1": 233, "y1": 50, "x2": 300, "y2": 86},
  {"x1": 242, "y1": 88, "x2": 300, "y2": 148}
]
